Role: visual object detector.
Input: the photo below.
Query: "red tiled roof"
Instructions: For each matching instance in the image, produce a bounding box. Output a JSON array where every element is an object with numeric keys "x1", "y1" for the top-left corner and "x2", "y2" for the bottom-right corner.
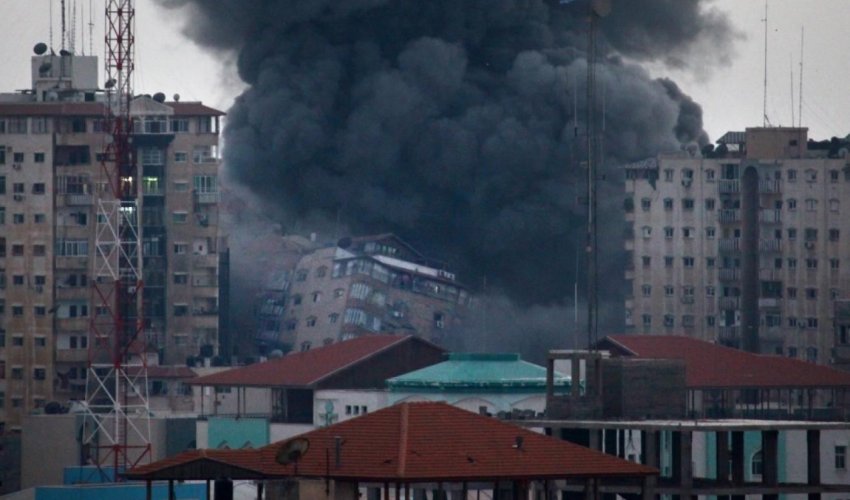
[
  {"x1": 127, "y1": 402, "x2": 657, "y2": 481},
  {"x1": 167, "y1": 101, "x2": 225, "y2": 116},
  {"x1": 604, "y1": 335, "x2": 850, "y2": 389},
  {"x1": 189, "y1": 335, "x2": 434, "y2": 388}
]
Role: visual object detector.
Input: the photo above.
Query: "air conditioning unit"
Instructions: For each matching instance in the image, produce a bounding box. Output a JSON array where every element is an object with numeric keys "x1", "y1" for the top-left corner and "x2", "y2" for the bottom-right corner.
[
  {"x1": 682, "y1": 179, "x2": 692, "y2": 188},
  {"x1": 804, "y1": 241, "x2": 815, "y2": 249},
  {"x1": 12, "y1": 163, "x2": 21, "y2": 170},
  {"x1": 13, "y1": 194, "x2": 24, "y2": 201}
]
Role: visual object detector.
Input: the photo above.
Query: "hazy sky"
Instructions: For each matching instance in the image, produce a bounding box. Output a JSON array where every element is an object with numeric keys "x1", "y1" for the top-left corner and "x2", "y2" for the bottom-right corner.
[{"x1": 0, "y1": 0, "x2": 849, "y2": 141}]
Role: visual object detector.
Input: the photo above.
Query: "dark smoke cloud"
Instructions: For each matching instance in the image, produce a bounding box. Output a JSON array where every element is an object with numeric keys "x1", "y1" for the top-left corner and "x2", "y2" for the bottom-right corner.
[{"x1": 158, "y1": 0, "x2": 736, "y2": 342}]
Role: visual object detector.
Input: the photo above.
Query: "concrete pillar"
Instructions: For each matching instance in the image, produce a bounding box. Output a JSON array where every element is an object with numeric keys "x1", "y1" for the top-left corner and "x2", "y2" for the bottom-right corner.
[
  {"x1": 678, "y1": 431, "x2": 694, "y2": 490},
  {"x1": 762, "y1": 430, "x2": 779, "y2": 486},
  {"x1": 571, "y1": 355, "x2": 581, "y2": 397},
  {"x1": 731, "y1": 431, "x2": 745, "y2": 500},
  {"x1": 145, "y1": 480, "x2": 152, "y2": 500},
  {"x1": 716, "y1": 431, "x2": 729, "y2": 483},
  {"x1": 588, "y1": 429, "x2": 602, "y2": 451},
  {"x1": 808, "y1": 429, "x2": 821, "y2": 500},
  {"x1": 740, "y1": 165, "x2": 760, "y2": 353},
  {"x1": 643, "y1": 431, "x2": 660, "y2": 469},
  {"x1": 641, "y1": 475, "x2": 656, "y2": 500},
  {"x1": 168, "y1": 479, "x2": 175, "y2": 500},
  {"x1": 547, "y1": 358, "x2": 556, "y2": 398}
]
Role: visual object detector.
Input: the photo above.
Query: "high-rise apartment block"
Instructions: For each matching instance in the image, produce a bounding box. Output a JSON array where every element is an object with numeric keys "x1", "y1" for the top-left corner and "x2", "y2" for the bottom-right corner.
[
  {"x1": 0, "y1": 51, "x2": 225, "y2": 429},
  {"x1": 625, "y1": 127, "x2": 850, "y2": 366},
  {"x1": 256, "y1": 234, "x2": 471, "y2": 353}
]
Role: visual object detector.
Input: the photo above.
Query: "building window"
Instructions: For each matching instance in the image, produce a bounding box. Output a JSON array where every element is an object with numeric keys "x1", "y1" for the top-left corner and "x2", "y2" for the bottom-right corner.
[
  {"x1": 642, "y1": 256, "x2": 651, "y2": 268},
  {"x1": 831, "y1": 170, "x2": 840, "y2": 183},
  {"x1": 664, "y1": 169, "x2": 674, "y2": 182},
  {"x1": 295, "y1": 269, "x2": 308, "y2": 282},
  {"x1": 831, "y1": 259, "x2": 840, "y2": 270},
  {"x1": 12, "y1": 306, "x2": 23, "y2": 317},
  {"x1": 641, "y1": 285, "x2": 651, "y2": 297},
  {"x1": 706, "y1": 227, "x2": 716, "y2": 239},
  {"x1": 836, "y1": 446, "x2": 847, "y2": 469},
  {"x1": 328, "y1": 313, "x2": 339, "y2": 324},
  {"x1": 664, "y1": 285, "x2": 674, "y2": 297},
  {"x1": 805, "y1": 169, "x2": 817, "y2": 182},
  {"x1": 640, "y1": 198, "x2": 651, "y2": 211},
  {"x1": 173, "y1": 273, "x2": 188, "y2": 285},
  {"x1": 434, "y1": 312, "x2": 445, "y2": 329},
  {"x1": 664, "y1": 227, "x2": 674, "y2": 239},
  {"x1": 751, "y1": 450, "x2": 763, "y2": 476},
  {"x1": 33, "y1": 368, "x2": 46, "y2": 380},
  {"x1": 12, "y1": 336, "x2": 24, "y2": 346},
  {"x1": 663, "y1": 315, "x2": 674, "y2": 328},
  {"x1": 787, "y1": 199, "x2": 797, "y2": 211},
  {"x1": 806, "y1": 259, "x2": 818, "y2": 270},
  {"x1": 788, "y1": 228, "x2": 797, "y2": 240},
  {"x1": 173, "y1": 304, "x2": 189, "y2": 317},
  {"x1": 805, "y1": 199, "x2": 818, "y2": 211},
  {"x1": 705, "y1": 199, "x2": 716, "y2": 211},
  {"x1": 11, "y1": 367, "x2": 23, "y2": 379},
  {"x1": 707, "y1": 257, "x2": 716, "y2": 268},
  {"x1": 682, "y1": 199, "x2": 695, "y2": 211},
  {"x1": 805, "y1": 228, "x2": 818, "y2": 241},
  {"x1": 292, "y1": 294, "x2": 302, "y2": 306},
  {"x1": 705, "y1": 169, "x2": 715, "y2": 181},
  {"x1": 664, "y1": 256, "x2": 674, "y2": 268},
  {"x1": 830, "y1": 229, "x2": 840, "y2": 242},
  {"x1": 306, "y1": 316, "x2": 317, "y2": 327},
  {"x1": 642, "y1": 226, "x2": 652, "y2": 238},
  {"x1": 642, "y1": 314, "x2": 652, "y2": 327},
  {"x1": 174, "y1": 151, "x2": 188, "y2": 163},
  {"x1": 172, "y1": 212, "x2": 188, "y2": 224},
  {"x1": 683, "y1": 257, "x2": 695, "y2": 268},
  {"x1": 34, "y1": 152, "x2": 45, "y2": 163},
  {"x1": 706, "y1": 286, "x2": 715, "y2": 297},
  {"x1": 32, "y1": 183, "x2": 45, "y2": 194},
  {"x1": 173, "y1": 243, "x2": 188, "y2": 255},
  {"x1": 683, "y1": 227, "x2": 694, "y2": 239},
  {"x1": 807, "y1": 317, "x2": 818, "y2": 329},
  {"x1": 830, "y1": 199, "x2": 840, "y2": 212},
  {"x1": 12, "y1": 213, "x2": 24, "y2": 224},
  {"x1": 334, "y1": 288, "x2": 345, "y2": 298},
  {"x1": 316, "y1": 266, "x2": 328, "y2": 278},
  {"x1": 663, "y1": 198, "x2": 673, "y2": 211},
  {"x1": 11, "y1": 244, "x2": 23, "y2": 256},
  {"x1": 300, "y1": 341, "x2": 312, "y2": 352},
  {"x1": 312, "y1": 291, "x2": 321, "y2": 303},
  {"x1": 706, "y1": 316, "x2": 716, "y2": 327}
]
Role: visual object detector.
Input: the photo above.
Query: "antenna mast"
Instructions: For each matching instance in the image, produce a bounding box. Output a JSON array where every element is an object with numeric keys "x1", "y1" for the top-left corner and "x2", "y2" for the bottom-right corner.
[
  {"x1": 762, "y1": 0, "x2": 769, "y2": 127},
  {"x1": 798, "y1": 26, "x2": 804, "y2": 127},
  {"x1": 790, "y1": 55, "x2": 795, "y2": 127},
  {"x1": 83, "y1": 0, "x2": 151, "y2": 477}
]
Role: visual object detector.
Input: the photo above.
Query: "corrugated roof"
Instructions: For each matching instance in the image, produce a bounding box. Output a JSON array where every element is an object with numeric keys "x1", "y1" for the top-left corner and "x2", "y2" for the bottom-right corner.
[
  {"x1": 604, "y1": 335, "x2": 850, "y2": 389},
  {"x1": 127, "y1": 402, "x2": 657, "y2": 481},
  {"x1": 387, "y1": 353, "x2": 570, "y2": 390},
  {"x1": 189, "y1": 335, "x2": 436, "y2": 388}
]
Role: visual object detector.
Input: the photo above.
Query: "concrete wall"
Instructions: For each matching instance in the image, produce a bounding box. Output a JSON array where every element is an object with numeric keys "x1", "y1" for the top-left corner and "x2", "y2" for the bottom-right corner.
[
  {"x1": 601, "y1": 358, "x2": 686, "y2": 418},
  {"x1": 313, "y1": 389, "x2": 387, "y2": 426}
]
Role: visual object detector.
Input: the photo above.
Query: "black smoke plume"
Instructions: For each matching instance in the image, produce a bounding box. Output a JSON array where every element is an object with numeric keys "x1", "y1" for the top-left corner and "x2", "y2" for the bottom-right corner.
[{"x1": 158, "y1": 0, "x2": 736, "y2": 350}]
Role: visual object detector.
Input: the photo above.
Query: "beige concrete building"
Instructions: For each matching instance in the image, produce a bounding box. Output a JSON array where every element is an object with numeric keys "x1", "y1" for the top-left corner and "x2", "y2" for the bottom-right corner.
[
  {"x1": 625, "y1": 127, "x2": 850, "y2": 366},
  {"x1": 0, "y1": 51, "x2": 225, "y2": 430},
  {"x1": 257, "y1": 234, "x2": 471, "y2": 352}
]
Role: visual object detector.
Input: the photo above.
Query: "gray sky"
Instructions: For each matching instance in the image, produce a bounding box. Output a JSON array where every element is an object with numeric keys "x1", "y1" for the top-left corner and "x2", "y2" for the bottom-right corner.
[{"x1": 0, "y1": 0, "x2": 849, "y2": 141}]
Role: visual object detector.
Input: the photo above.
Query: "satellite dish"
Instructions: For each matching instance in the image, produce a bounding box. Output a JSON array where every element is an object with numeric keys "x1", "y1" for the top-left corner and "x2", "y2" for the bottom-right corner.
[
  {"x1": 153, "y1": 92, "x2": 166, "y2": 103},
  {"x1": 269, "y1": 349, "x2": 284, "y2": 359},
  {"x1": 173, "y1": 93, "x2": 180, "y2": 102},
  {"x1": 275, "y1": 437, "x2": 310, "y2": 465},
  {"x1": 39, "y1": 63, "x2": 52, "y2": 75},
  {"x1": 591, "y1": 0, "x2": 612, "y2": 17},
  {"x1": 105, "y1": 78, "x2": 116, "y2": 89},
  {"x1": 59, "y1": 49, "x2": 72, "y2": 57},
  {"x1": 34, "y1": 42, "x2": 48, "y2": 55}
]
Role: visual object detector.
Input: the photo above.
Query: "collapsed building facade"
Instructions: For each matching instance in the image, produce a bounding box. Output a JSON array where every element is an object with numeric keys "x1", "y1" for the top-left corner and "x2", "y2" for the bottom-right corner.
[{"x1": 255, "y1": 234, "x2": 471, "y2": 352}]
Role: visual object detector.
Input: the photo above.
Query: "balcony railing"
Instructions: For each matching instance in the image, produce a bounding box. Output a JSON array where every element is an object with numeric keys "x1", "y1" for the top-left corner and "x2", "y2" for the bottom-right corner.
[
  {"x1": 759, "y1": 239, "x2": 781, "y2": 252},
  {"x1": 719, "y1": 238, "x2": 740, "y2": 252},
  {"x1": 759, "y1": 209, "x2": 782, "y2": 224},
  {"x1": 64, "y1": 193, "x2": 93, "y2": 206},
  {"x1": 759, "y1": 179, "x2": 781, "y2": 194},
  {"x1": 719, "y1": 297, "x2": 740, "y2": 310},
  {"x1": 719, "y1": 180, "x2": 740, "y2": 194},
  {"x1": 719, "y1": 209, "x2": 741, "y2": 224},
  {"x1": 718, "y1": 325, "x2": 739, "y2": 340},
  {"x1": 194, "y1": 192, "x2": 220, "y2": 205},
  {"x1": 719, "y1": 268, "x2": 740, "y2": 282}
]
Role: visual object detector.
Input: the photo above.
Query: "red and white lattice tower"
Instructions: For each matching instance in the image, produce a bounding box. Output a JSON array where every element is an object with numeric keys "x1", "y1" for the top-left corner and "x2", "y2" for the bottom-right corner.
[{"x1": 82, "y1": 0, "x2": 151, "y2": 475}]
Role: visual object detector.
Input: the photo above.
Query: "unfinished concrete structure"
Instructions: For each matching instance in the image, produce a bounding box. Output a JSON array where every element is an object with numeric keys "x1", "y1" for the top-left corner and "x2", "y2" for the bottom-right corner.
[
  {"x1": 625, "y1": 127, "x2": 850, "y2": 364},
  {"x1": 533, "y1": 336, "x2": 850, "y2": 499}
]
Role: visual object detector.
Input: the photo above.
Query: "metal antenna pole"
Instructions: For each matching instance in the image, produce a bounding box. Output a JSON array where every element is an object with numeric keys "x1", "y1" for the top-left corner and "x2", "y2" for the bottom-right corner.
[
  {"x1": 798, "y1": 26, "x2": 804, "y2": 127},
  {"x1": 82, "y1": 0, "x2": 151, "y2": 477},
  {"x1": 762, "y1": 0, "x2": 769, "y2": 127},
  {"x1": 585, "y1": 7, "x2": 598, "y2": 350}
]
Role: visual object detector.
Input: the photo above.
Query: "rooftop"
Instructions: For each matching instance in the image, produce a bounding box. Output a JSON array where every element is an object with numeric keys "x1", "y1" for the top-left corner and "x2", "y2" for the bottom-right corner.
[
  {"x1": 601, "y1": 335, "x2": 850, "y2": 389},
  {"x1": 388, "y1": 353, "x2": 569, "y2": 391},
  {"x1": 126, "y1": 402, "x2": 657, "y2": 482},
  {"x1": 190, "y1": 335, "x2": 443, "y2": 388}
]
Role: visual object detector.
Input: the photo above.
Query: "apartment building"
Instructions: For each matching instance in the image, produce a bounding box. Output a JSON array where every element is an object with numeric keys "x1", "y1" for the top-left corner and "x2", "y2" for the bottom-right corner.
[
  {"x1": 256, "y1": 234, "x2": 471, "y2": 352},
  {"x1": 625, "y1": 127, "x2": 850, "y2": 366},
  {"x1": 0, "y1": 50, "x2": 225, "y2": 429}
]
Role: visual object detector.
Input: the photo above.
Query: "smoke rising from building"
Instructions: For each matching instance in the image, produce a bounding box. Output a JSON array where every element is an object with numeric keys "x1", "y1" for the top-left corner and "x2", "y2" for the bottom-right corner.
[{"x1": 158, "y1": 0, "x2": 736, "y2": 350}]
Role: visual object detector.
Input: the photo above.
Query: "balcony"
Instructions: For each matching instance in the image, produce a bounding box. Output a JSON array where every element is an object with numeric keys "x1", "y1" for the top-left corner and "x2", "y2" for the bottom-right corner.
[
  {"x1": 759, "y1": 239, "x2": 781, "y2": 252},
  {"x1": 758, "y1": 297, "x2": 780, "y2": 308},
  {"x1": 759, "y1": 179, "x2": 781, "y2": 194},
  {"x1": 681, "y1": 296, "x2": 695, "y2": 305},
  {"x1": 64, "y1": 193, "x2": 93, "y2": 206},
  {"x1": 193, "y1": 191, "x2": 220, "y2": 205},
  {"x1": 718, "y1": 326, "x2": 739, "y2": 341},
  {"x1": 192, "y1": 275, "x2": 219, "y2": 288},
  {"x1": 719, "y1": 297, "x2": 740, "y2": 310},
  {"x1": 759, "y1": 209, "x2": 782, "y2": 224},
  {"x1": 759, "y1": 268, "x2": 781, "y2": 281},
  {"x1": 719, "y1": 238, "x2": 740, "y2": 252},
  {"x1": 56, "y1": 349, "x2": 88, "y2": 363},
  {"x1": 719, "y1": 180, "x2": 740, "y2": 194},
  {"x1": 719, "y1": 209, "x2": 741, "y2": 224},
  {"x1": 193, "y1": 307, "x2": 219, "y2": 317},
  {"x1": 719, "y1": 268, "x2": 740, "y2": 282}
]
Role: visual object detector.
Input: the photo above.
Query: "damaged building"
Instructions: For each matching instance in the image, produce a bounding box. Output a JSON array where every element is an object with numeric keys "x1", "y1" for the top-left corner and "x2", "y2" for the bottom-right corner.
[{"x1": 254, "y1": 234, "x2": 471, "y2": 353}]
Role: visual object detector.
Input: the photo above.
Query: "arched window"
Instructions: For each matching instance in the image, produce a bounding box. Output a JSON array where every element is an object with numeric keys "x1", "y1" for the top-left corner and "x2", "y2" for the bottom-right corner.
[{"x1": 751, "y1": 449, "x2": 763, "y2": 477}]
